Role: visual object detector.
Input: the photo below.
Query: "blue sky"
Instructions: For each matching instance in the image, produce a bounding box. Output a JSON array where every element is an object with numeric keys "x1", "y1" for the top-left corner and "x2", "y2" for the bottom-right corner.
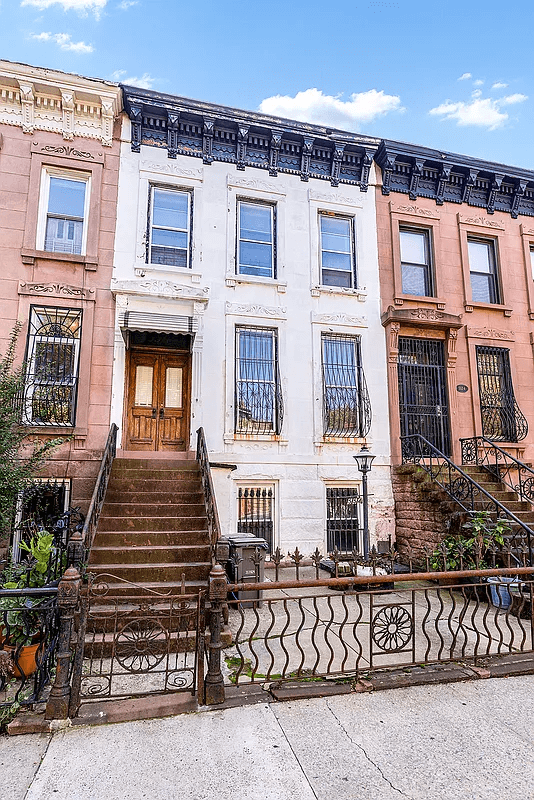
[{"x1": 2, "y1": 0, "x2": 533, "y2": 170}]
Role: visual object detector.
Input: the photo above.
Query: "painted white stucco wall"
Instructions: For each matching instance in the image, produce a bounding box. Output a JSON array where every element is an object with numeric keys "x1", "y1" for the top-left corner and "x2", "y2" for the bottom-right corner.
[{"x1": 111, "y1": 113, "x2": 394, "y2": 556}]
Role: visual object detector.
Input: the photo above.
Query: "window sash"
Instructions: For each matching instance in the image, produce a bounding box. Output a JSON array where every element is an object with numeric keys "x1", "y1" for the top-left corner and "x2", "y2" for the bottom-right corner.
[
  {"x1": 40, "y1": 171, "x2": 90, "y2": 256},
  {"x1": 319, "y1": 214, "x2": 355, "y2": 288},
  {"x1": 237, "y1": 201, "x2": 275, "y2": 278},
  {"x1": 400, "y1": 229, "x2": 432, "y2": 296},
  {"x1": 24, "y1": 307, "x2": 82, "y2": 427},
  {"x1": 149, "y1": 187, "x2": 191, "y2": 268},
  {"x1": 468, "y1": 238, "x2": 499, "y2": 304},
  {"x1": 235, "y1": 327, "x2": 281, "y2": 434},
  {"x1": 321, "y1": 334, "x2": 371, "y2": 437}
]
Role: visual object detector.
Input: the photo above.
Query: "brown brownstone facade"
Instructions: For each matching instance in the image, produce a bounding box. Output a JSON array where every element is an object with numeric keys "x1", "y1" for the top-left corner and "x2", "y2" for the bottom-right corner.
[
  {"x1": 375, "y1": 142, "x2": 534, "y2": 547},
  {"x1": 0, "y1": 61, "x2": 122, "y2": 519}
]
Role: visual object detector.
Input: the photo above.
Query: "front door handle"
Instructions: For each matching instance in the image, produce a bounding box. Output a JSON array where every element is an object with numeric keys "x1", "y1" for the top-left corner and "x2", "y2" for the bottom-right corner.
[
  {"x1": 151, "y1": 408, "x2": 157, "y2": 418},
  {"x1": 159, "y1": 407, "x2": 164, "y2": 419}
]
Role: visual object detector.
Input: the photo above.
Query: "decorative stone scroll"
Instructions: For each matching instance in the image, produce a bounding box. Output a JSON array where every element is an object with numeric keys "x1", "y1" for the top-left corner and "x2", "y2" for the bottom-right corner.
[
  {"x1": 225, "y1": 302, "x2": 286, "y2": 319},
  {"x1": 18, "y1": 282, "x2": 95, "y2": 300},
  {"x1": 111, "y1": 279, "x2": 210, "y2": 302},
  {"x1": 466, "y1": 326, "x2": 515, "y2": 342},
  {"x1": 458, "y1": 214, "x2": 504, "y2": 230},
  {"x1": 311, "y1": 312, "x2": 367, "y2": 328}
]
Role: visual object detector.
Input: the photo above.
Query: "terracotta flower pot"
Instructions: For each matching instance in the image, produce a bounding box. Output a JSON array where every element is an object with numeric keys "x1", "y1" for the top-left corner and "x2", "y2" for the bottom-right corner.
[{"x1": 3, "y1": 642, "x2": 41, "y2": 678}]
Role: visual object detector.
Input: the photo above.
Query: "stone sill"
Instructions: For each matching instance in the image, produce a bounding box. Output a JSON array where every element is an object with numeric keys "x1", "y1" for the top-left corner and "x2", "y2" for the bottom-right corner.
[
  {"x1": 464, "y1": 301, "x2": 513, "y2": 317},
  {"x1": 136, "y1": 264, "x2": 202, "y2": 283},
  {"x1": 394, "y1": 295, "x2": 446, "y2": 309},
  {"x1": 311, "y1": 286, "x2": 367, "y2": 301},
  {"x1": 224, "y1": 434, "x2": 288, "y2": 445},
  {"x1": 21, "y1": 249, "x2": 98, "y2": 271},
  {"x1": 225, "y1": 274, "x2": 287, "y2": 293}
]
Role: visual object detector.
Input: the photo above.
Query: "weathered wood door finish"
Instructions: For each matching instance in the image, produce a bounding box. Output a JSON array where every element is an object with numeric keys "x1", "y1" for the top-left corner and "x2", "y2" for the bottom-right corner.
[{"x1": 126, "y1": 349, "x2": 190, "y2": 451}]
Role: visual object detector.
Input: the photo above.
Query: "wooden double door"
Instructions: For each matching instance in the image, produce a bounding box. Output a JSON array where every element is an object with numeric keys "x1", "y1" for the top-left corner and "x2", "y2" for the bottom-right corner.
[{"x1": 125, "y1": 348, "x2": 191, "y2": 451}]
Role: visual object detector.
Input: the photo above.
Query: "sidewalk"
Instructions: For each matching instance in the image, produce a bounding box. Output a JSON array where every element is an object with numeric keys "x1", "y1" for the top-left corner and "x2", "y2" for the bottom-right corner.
[{"x1": 2, "y1": 675, "x2": 534, "y2": 800}]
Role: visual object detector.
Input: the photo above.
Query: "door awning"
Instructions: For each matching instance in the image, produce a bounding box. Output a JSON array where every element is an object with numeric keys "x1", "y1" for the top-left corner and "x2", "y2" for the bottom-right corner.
[{"x1": 118, "y1": 310, "x2": 198, "y2": 334}]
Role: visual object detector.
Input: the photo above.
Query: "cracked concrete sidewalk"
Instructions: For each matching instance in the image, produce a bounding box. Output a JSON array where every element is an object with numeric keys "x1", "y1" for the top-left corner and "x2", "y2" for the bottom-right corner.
[{"x1": 2, "y1": 675, "x2": 534, "y2": 800}]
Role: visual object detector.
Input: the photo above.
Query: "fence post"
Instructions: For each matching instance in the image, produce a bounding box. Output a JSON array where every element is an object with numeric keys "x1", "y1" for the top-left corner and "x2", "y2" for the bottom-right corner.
[
  {"x1": 204, "y1": 563, "x2": 227, "y2": 705},
  {"x1": 45, "y1": 565, "x2": 81, "y2": 720}
]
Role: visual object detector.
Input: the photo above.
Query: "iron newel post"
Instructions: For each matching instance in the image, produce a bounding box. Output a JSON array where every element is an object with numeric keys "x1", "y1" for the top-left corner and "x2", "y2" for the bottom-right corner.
[
  {"x1": 205, "y1": 563, "x2": 228, "y2": 705},
  {"x1": 45, "y1": 564, "x2": 81, "y2": 720}
]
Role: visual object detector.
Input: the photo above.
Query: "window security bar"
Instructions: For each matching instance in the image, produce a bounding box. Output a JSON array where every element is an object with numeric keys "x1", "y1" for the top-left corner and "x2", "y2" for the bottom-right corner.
[
  {"x1": 235, "y1": 327, "x2": 283, "y2": 435},
  {"x1": 322, "y1": 334, "x2": 371, "y2": 438},
  {"x1": 476, "y1": 346, "x2": 528, "y2": 443},
  {"x1": 237, "y1": 487, "x2": 274, "y2": 552}
]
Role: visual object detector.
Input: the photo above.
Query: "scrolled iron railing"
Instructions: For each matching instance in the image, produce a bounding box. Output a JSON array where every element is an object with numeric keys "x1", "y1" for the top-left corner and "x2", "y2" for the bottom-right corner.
[
  {"x1": 461, "y1": 435, "x2": 534, "y2": 505},
  {"x1": 196, "y1": 427, "x2": 222, "y2": 562},
  {"x1": 401, "y1": 433, "x2": 534, "y2": 565},
  {"x1": 70, "y1": 423, "x2": 118, "y2": 569}
]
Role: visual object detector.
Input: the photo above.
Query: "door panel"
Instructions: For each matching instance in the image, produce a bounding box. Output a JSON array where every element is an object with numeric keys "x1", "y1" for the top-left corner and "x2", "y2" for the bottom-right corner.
[
  {"x1": 397, "y1": 337, "x2": 451, "y2": 455},
  {"x1": 126, "y1": 349, "x2": 191, "y2": 451}
]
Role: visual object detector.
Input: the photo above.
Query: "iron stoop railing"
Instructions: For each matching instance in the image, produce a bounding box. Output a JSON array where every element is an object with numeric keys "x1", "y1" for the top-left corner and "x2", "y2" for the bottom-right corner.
[
  {"x1": 461, "y1": 435, "x2": 534, "y2": 505},
  {"x1": 401, "y1": 433, "x2": 534, "y2": 564}
]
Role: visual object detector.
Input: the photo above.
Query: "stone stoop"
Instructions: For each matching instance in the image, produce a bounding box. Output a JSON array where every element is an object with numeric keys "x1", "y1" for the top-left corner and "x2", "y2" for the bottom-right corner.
[{"x1": 88, "y1": 457, "x2": 212, "y2": 598}]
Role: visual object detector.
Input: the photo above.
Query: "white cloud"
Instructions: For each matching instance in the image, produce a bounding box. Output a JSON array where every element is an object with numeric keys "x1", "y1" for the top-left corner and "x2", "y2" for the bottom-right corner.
[
  {"x1": 258, "y1": 87, "x2": 403, "y2": 131},
  {"x1": 118, "y1": 0, "x2": 137, "y2": 8},
  {"x1": 113, "y1": 71, "x2": 154, "y2": 89},
  {"x1": 21, "y1": 0, "x2": 107, "y2": 17},
  {"x1": 31, "y1": 31, "x2": 94, "y2": 52},
  {"x1": 473, "y1": 79, "x2": 484, "y2": 86},
  {"x1": 458, "y1": 72, "x2": 472, "y2": 81},
  {"x1": 492, "y1": 82, "x2": 508, "y2": 90},
  {"x1": 472, "y1": 89, "x2": 482, "y2": 98},
  {"x1": 429, "y1": 93, "x2": 528, "y2": 130}
]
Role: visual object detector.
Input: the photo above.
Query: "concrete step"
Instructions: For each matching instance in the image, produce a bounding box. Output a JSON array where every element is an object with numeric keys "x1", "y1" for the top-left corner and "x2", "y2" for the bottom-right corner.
[
  {"x1": 97, "y1": 515, "x2": 208, "y2": 532},
  {"x1": 105, "y1": 487, "x2": 203, "y2": 502},
  {"x1": 111, "y1": 467, "x2": 200, "y2": 480},
  {"x1": 100, "y1": 503, "x2": 207, "y2": 518},
  {"x1": 93, "y1": 530, "x2": 210, "y2": 547},
  {"x1": 88, "y1": 562, "x2": 212, "y2": 583},
  {"x1": 90, "y1": 544, "x2": 211, "y2": 565}
]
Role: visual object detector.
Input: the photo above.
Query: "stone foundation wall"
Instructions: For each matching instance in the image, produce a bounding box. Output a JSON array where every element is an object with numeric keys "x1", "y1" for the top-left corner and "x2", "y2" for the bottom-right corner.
[{"x1": 392, "y1": 465, "x2": 463, "y2": 565}]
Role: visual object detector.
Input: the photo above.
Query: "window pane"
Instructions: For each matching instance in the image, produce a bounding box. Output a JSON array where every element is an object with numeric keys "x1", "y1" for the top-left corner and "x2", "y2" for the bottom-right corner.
[
  {"x1": 321, "y1": 269, "x2": 352, "y2": 288},
  {"x1": 322, "y1": 251, "x2": 352, "y2": 271},
  {"x1": 165, "y1": 367, "x2": 183, "y2": 408},
  {"x1": 471, "y1": 273, "x2": 492, "y2": 303},
  {"x1": 153, "y1": 189, "x2": 188, "y2": 230},
  {"x1": 400, "y1": 230, "x2": 427, "y2": 265},
  {"x1": 48, "y1": 177, "x2": 86, "y2": 218},
  {"x1": 152, "y1": 228, "x2": 188, "y2": 249},
  {"x1": 134, "y1": 366, "x2": 153, "y2": 406},
  {"x1": 321, "y1": 216, "x2": 350, "y2": 237},
  {"x1": 402, "y1": 264, "x2": 427, "y2": 296},
  {"x1": 468, "y1": 240, "x2": 492, "y2": 273},
  {"x1": 240, "y1": 203, "x2": 272, "y2": 243},
  {"x1": 45, "y1": 217, "x2": 83, "y2": 254},
  {"x1": 321, "y1": 232, "x2": 351, "y2": 254},
  {"x1": 239, "y1": 241, "x2": 273, "y2": 276},
  {"x1": 530, "y1": 248, "x2": 534, "y2": 280},
  {"x1": 151, "y1": 246, "x2": 187, "y2": 267}
]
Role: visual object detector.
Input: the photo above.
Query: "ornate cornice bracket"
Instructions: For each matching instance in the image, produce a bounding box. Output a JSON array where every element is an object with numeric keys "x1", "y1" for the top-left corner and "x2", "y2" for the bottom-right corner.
[
  {"x1": 236, "y1": 124, "x2": 249, "y2": 170},
  {"x1": 18, "y1": 81, "x2": 34, "y2": 134},
  {"x1": 129, "y1": 104, "x2": 143, "y2": 153},
  {"x1": 167, "y1": 110, "x2": 180, "y2": 159},
  {"x1": 269, "y1": 130, "x2": 282, "y2": 177},
  {"x1": 330, "y1": 141, "x2": 345, "y2": 188},
  {"x1": 300, "y1": 136, "x2": 314, "y2": 182},
  {"x1": 202, "y1": 117, "x2": 214, "y2": 165}
]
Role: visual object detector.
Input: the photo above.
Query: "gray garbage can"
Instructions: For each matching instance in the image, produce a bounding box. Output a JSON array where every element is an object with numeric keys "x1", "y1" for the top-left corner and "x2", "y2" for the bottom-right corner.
[{"x1": 227, "y1": 534, "x2": 268, "y2": 607}]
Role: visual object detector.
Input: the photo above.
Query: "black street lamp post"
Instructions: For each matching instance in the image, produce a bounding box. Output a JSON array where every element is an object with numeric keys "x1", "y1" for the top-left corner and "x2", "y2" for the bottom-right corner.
[{"x1": 353, "y1": 445, "x2": 376, "y2": 561}]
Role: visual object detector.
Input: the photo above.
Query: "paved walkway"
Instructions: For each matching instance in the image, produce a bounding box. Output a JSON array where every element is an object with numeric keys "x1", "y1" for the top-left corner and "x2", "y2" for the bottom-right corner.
[{"x1": 2, "y1": 675, "x2": 534, "y2": 800}]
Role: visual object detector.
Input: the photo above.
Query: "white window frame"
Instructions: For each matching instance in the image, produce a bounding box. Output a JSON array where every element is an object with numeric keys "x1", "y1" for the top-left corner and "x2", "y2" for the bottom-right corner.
[
  {"x1": 148, "y1": 185, "x2": 192, "y2": 269},
  {"x1": 237, "y1": 199, "x2": 275, "y2": 278},
  {"x1": 36, "y1": 167, "x2": 91, "y2": 255},
  {"x1": 318, "y1": 211, "x2": 356, "y2": 288}
]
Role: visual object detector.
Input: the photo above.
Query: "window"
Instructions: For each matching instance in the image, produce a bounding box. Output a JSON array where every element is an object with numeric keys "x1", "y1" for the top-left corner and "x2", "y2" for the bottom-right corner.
[
  {"x1": 476, "y1": 346, "x2": 527, "y2": 442},
  {"x1": 235, "y1": 327, "x2": 282, "y2": 435},
  {"x1": 326, "y1": 487, "x2": 361, "y2": 553},
  {"x1": 530, "y1": 246, "x2": 534, "y2": 280},
  {"x1": 24, "y1": 306, "x2": 82, "y2": 427},
  {"x1": 319, "y1": 213, "x2": 355, "y2": 287},
  {"x1": 149, "y1": 187, "x2": 191, "y2": 267},
  {"x1": 321, "y1": 334, "x2": 371, "y2": 437},
  {"x1": 237, "y1": 486, "x2": 274, "y2": 552},
  {"x1": 468, "y1": 238, "x2": 500, "y2": 304},
  {"x1": 13, "y1": 478, "x2": 71, "y2": 562},
  {"x1": 400, "y1": 228, "x2": 432, "y2": 296},
  {"x1": 41, "y1": 171, "x2": 89, "y2": 255},
  {"x1": 237, "y1": 201, "x2": 275, "y2": 277}
]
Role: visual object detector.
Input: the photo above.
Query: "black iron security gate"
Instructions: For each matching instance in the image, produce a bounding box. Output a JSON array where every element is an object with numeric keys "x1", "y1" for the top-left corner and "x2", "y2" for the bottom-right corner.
[
  {"x1": 326, "y1": 487, "x2": 361, "y2": 552},
  {"x1": 397, "y1": 337, "x2": 451, "y2": 455},
  {"x1": 69, "y1": 575, "x2": 205, "y2": 713}
]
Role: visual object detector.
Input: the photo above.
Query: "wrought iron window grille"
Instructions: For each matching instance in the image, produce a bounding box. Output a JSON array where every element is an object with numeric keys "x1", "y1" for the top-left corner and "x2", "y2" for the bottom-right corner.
[
  {"x1": 235, "y1": 327, "x2": 283, "y2": 436},
  {"x1": 475, "y1": 346, "x2": 527, "y2": 443},
  {"x1": 23, "y1": 307, "x2": 82, "y2": 427},
  {"x1": 321, "y1": 334, "x2": 371, "y2": 438},
  {"x1": 237, "y1": 486, "x2": 274, "y2": 552},
  {"x1": 326, "y1": 486, "x2": 362, "y2": 553}
]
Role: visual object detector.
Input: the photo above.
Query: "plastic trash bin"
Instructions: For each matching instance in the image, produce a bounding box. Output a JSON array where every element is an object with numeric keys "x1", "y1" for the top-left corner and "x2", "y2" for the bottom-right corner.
[
  {"x1": 487, "y1": 577, "x2": 520, "y2": 610},
  {"x1": 227, "y1": 534, "x2": 269, "y2": 607}
]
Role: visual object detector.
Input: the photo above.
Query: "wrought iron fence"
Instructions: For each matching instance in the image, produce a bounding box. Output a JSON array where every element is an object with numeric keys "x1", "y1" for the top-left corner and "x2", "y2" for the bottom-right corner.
[
  {"x1": 461, "y1": 435, "x2": 534, "y2": 505},
  {"x1": 0, "y1": 587, "x2": 60, "y2": 715},
  {"x1": 197, "y1": 427, "x2": 222, "y2": 560},
  {"x1": 401, "y1": 433, "x2": 534, "y2": 565}
]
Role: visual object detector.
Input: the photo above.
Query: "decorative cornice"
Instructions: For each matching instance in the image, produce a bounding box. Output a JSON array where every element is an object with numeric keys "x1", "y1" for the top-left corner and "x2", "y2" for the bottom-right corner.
[
  {"x1": 466, "y1": 326, "x2": 515, "y2": 342},
  {"x1": 381, "y1": 305, "x2": 463, "y2": 329},
  {"x1": 376, "y1": 139, "x2": 534, "y2": 220},
  {"x1": 18, "y1": 281, "x2": 95, "y2": 301},
  {"x1": 225, "y1": 302, "x2": 286, "y2": 319},
  {"x1": 0, "y1": 63, "x2": 121, "y2": 146},
  {"x1": 122, "y1": 86, "x2": 379, "y2": 189},
  {"x1": 111, "y1": 279, "x2": 210, "y2": 302},
  {"x1": 311, "y1": 312, "x2": 367, "y2": 327}
]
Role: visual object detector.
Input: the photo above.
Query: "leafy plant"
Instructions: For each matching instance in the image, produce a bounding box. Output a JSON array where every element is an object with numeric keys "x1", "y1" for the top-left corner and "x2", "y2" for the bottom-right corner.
[
  {"x1": 431, "y1": 511, "x2": 508, "y2": 571},
  {"x1": 0, "y1": 324, "x2": 63, "y2": 539}
]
